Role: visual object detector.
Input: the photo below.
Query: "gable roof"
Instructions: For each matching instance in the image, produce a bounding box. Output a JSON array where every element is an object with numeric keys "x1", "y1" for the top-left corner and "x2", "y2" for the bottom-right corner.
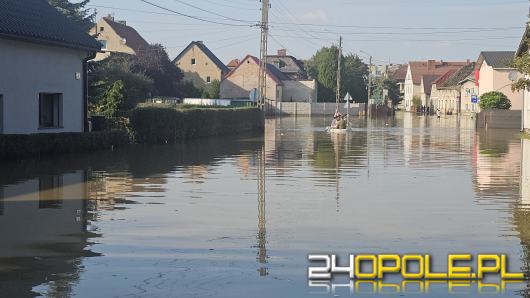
[
  {"x1": 439, "y1": 62, "x2": 476, "y2": 88},
  {"x1": 266, "y1": 55, "x2": 306, "y2": 76},
  {"x1": 409, "y1": 61, "x2": 469, "y2": 85},
  {"x1": 390, "y1": 64, "x2": 408, "y2": 82},
  {"x1": 0, "y1": 0, "x2": 101, "y2": 51},
  {"x1": 224, "y1": 55, "x2": 287, "y2": 84},
  {"x1": 174, "y1": 41, "x2": 229, "y2": 73},
  {"x1": 477, "y1": 51, "x2": 515, "y2": 69},
  {"x1": 103, "y1": 17, "x2": 149, "y2": 53},
  {"x1": 227, "y1": 58, "x2": 240, "y2": 68}
]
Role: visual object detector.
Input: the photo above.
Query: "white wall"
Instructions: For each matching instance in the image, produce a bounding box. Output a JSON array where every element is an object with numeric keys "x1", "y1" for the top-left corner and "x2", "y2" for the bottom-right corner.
[{"x1": 0, "y1": 39, "x2": 88, "y2": 134}]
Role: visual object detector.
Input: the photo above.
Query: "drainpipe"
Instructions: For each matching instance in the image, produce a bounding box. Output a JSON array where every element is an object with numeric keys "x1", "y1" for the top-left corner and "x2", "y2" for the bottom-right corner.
[{"x1": 83, "y1": 52, "x2": 97, "y2": 133}]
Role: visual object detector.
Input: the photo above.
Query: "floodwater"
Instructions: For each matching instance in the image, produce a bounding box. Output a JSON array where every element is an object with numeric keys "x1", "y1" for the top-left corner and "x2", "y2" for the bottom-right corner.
[{"x1": 0, "y1": 113, "x2": 529, "y2": 297}]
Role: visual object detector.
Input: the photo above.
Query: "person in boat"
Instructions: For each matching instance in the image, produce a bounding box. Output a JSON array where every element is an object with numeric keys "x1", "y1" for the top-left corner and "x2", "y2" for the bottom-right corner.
[
  {"x1": 331, "y1": 112, "x2": 342, "y2": 128},
  {"x1": 337, "y1": 115, "x2": 347, "y2": 129}
]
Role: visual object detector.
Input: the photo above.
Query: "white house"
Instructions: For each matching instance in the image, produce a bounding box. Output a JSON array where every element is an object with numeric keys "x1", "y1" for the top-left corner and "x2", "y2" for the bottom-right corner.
[{"x1": 0, "y1": 0, "x2": 101, "y2": 134}]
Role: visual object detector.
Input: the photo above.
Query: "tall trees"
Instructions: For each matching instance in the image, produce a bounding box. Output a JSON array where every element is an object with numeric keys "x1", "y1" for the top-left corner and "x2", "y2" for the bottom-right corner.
[
  {"x1": 306, "y1": 46, "x2": 368, "y2": 102},
  {"x1": 48, "y1": 0, "x2": 95, "y2": 31},
  {"x1": 131, "y1": 44, "x2": 183, "y2": 97}
]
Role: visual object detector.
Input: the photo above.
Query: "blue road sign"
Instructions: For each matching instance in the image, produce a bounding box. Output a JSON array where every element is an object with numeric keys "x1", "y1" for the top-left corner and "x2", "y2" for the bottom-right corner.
[{"x1": 471, "y1": 95, "x2": 478, "y2": 104}]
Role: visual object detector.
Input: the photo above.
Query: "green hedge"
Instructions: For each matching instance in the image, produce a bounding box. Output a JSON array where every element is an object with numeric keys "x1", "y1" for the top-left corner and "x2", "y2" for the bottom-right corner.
[
  {"x1": 0, "y1": 131, "x2": 130, "y2": 160},
  {"x1": 130, "y1": 107, "x2": 264, "y2": 144}
]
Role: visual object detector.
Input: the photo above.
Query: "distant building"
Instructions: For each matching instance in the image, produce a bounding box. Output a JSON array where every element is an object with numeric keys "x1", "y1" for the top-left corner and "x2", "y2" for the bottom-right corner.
[
  {"x1": 476, "y1": 51, "x2": 523, "y2": 110},
  {"x1": 0, "y1": 0, "x2": 101, "y2": 134},
  {"x1": 403, "y1": 60, "x2": 469, "y2": 111},
  {"x1": 220, "y1": 55, "x2": 317, "y2": 102},
  {"x1": 173, "y1": 41, "x2": 229, "y2": 89},
  {"x1": 430, "y1": 63, "x2": 477, "y2": 114},
  {"x1": 516, "y1": 24, "x2": 530, "y2": 133},
  {"x1": 89, "y1": 16, "x2": 149, "y2": 61},
  {"x1": 227, "y1": 58, "x2": 240, "y2": 71},
  {"x1": 266, "y1": 49, "x2": 307, "y2": 80}
]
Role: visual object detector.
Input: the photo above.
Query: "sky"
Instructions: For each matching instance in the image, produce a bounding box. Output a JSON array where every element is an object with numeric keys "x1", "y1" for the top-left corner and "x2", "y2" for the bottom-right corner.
[{"x1": 87, "y1": 0, "x2": 530, "y2": 65}]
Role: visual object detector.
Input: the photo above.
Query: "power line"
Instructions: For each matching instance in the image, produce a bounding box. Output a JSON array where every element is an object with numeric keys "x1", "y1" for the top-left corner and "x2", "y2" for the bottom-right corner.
[
  {"x1": 170, "y1": 0, "x2": 254, "y2": 24},
  {"x1": 139, "y1": 0, "x2": 256, "y2": 27}
]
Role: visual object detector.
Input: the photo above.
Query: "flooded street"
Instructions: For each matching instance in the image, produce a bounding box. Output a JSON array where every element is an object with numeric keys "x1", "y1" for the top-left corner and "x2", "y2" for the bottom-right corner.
[{"x1": 1, "y1": 113, "x2": 529, "y2": 297}]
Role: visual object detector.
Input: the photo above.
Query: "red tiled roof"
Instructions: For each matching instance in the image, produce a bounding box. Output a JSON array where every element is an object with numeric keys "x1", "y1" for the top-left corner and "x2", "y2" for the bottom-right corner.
[
  {"x1": 409, "y1": 61, "x2": 468, "y2": 85},
  {"x1": 103, "y1": 17, "x2": 149, "y2": 53}
]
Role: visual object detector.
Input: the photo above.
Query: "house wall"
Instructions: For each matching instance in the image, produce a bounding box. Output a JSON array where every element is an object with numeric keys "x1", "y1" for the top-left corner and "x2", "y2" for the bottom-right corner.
[
  {"x1": 522, "y1": 85, "x2": 530, "y2": 133},
  {"x1": 479, "y1": 61, "x2": 524, "y2": 110},
  {"x1": 460, "y1": 81, "x2": 479, "y2": 114},
  {"x1": 220, "y1": 58, "x2": 280, "y2": 101},
  {"x1": 0, "y1": 39, "x2": 86, "y2": 134},
  {"x1": 403, "y1": 65, "x2": 421, "y2": 111},
  {"x1": 89, "y1": 19, "x2": 134, "y2": 61},
  {"x1": 175, "y1": 44, "x2": 224, "y2": 89},
  {"x1": 282, "y1": 80, "x2": 317, "y2": 103}
]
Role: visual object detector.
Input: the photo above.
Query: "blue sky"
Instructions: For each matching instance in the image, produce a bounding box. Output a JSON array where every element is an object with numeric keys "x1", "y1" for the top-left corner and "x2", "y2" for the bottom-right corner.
[{"x1": 87, "y1": 0, "x2": 530, "y2": 65}]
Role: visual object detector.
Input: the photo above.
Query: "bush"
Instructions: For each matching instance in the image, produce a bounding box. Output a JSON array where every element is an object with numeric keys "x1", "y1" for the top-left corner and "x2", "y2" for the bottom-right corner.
[
  {"x1": 129, "y1": 107, "x2": 264, "y2": 144},
  {"x1": 479, "y1": 91, "x2": 511, "y2": 110},
  {"x1": 412, "y1": 96, "x2": 421, "y2": 110},
  {"x1": 0, "y1": 131, "x2": 130, "y2": 160}
]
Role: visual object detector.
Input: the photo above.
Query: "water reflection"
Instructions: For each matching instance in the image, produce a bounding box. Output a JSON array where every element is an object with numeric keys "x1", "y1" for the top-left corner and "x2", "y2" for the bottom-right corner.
[{"x1": 2, "y1": 116, "x2": 530, "y2": 297}]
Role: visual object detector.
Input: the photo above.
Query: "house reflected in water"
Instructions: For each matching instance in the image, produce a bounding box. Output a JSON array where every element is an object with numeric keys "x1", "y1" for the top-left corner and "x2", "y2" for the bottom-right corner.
[{"x1": 0, "y1": 170, "x2": 97, "y2": 297}]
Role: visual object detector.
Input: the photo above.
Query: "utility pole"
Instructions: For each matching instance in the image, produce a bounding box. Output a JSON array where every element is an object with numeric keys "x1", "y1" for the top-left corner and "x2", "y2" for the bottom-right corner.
[
  {"x1": 258, "y1": 0, "x2": 270, "y2": 110},
  {"x1": 335, "y1": 36, "x2": 342, "y2": 112}
]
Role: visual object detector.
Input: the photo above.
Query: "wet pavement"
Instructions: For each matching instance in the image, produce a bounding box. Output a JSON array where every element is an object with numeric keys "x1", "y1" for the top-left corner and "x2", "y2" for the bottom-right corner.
[{"x1": 0, "y1": 113, "x2": 529, "y2": 297}]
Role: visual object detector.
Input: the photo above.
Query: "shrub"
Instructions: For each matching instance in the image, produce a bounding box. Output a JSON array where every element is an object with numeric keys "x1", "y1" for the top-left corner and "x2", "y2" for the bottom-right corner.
[
  {"x1": 479, "y1": 91, "x2": 511, "y2": 110},
  {"x1": 412, "y1": 96, "x2": 421, "y2": 110},
  {"x1": 129, "y1": 107, "x2": 264, "y2": 144}
]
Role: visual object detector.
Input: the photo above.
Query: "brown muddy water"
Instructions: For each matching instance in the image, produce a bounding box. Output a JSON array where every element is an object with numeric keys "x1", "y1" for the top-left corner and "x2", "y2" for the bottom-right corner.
[{"x1": 0, "y1": 113, "x2": 529, "y2": 297}]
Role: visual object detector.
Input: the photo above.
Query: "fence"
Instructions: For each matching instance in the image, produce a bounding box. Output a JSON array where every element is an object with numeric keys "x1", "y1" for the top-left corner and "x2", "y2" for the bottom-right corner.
[
  {"x1": 476, "y1": 109, "x2": 522, "y2": 129},
  {"x1": 265, "y1": 101, "x2": 366, "y2": 117}
]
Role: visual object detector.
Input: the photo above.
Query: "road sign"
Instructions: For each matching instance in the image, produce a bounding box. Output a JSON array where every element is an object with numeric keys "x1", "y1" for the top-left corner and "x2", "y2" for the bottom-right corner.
[{"x1": 471, "y1": 95, "x2": 479, "y2": 104}]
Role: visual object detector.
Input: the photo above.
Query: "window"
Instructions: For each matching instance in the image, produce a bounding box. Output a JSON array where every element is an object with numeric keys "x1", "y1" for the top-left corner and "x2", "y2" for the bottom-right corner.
[
  {"x1": 206, "y1": 76, "x2": 211, "y2": 83},
  {"x1": 99, "y1": 40, "x2": 107, "y2": 50},
  {"x1": 0, "y1": 95, "x2": 3, "y2": 134},
  {"x1": 39, "y1": 175, "x2": 63, "y2": 209},
  {"x1": 39, "y1": 93, "x2": 62, "y2": 129},
  {"x1": 100, "y1": 26, "x2": 104, "y2": 32},
  {"x1": 191, "y1": 58, "x2": 196, "y2": 65}
]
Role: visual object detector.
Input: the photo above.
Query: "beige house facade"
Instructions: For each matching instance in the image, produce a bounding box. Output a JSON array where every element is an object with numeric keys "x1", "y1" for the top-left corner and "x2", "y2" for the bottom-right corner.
[
  {"x1": 220, "y1": 55, "x2": 317, "y2": 102},
  {"x1": 516, "y1": 26, "x2": 530, "y2": 133},
  {"x1": 476, "y1": 51, "x2": 523, "y2": 110},
  {"x1": 173, "y1": 41, "x2": 229, "y2": 89},
  {"x1": 89, "y1": 16, "x2": 149, "y2": 61}
]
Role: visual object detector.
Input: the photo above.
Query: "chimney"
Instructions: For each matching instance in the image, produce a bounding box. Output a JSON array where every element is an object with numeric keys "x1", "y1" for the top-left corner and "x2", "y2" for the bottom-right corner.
[
  {"x1": 106, "y1": 14, "x2": 114, "y2": 21},
  {"x1": 277, "y1": 49, "x2": 287, "y2": 56},
  {"x1": 117, "y1": 20, "x2": 126, "y2": 26},
  {"x1": 427, "y1": 60, "x2": 436, "y2": 71}
]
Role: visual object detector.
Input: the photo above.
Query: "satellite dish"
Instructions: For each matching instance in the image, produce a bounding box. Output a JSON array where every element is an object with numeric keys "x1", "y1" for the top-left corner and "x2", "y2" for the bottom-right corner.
[{"x1": 508, "y1": 71, "x2": 518, "y2": 82}]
